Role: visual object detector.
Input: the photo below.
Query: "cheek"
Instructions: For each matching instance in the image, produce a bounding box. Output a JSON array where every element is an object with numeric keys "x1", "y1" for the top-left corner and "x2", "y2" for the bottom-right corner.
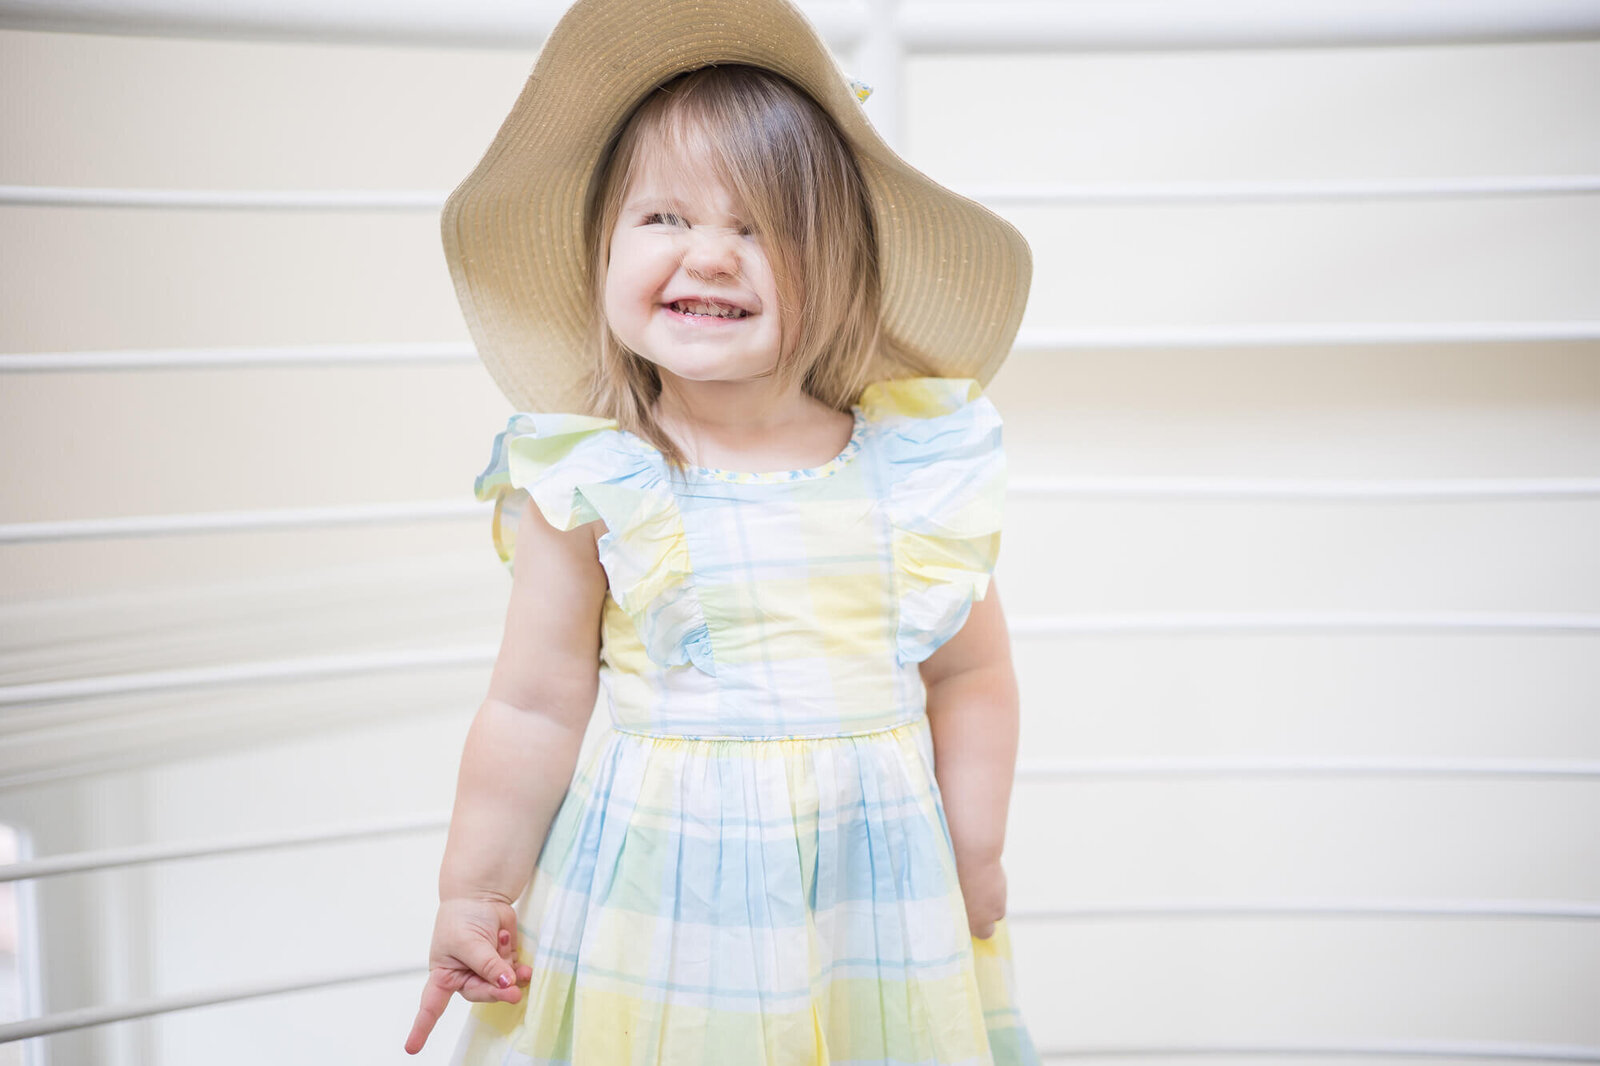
[
  {"x1": 601, "y1": 267, "x2": 623, "y2": 319},
  {"x1": 606, "y1": 238, "x2": 669, "y2": 307},
  {"x1": 752, "y1": 250, "x2": 789, "y2": 315},
  {"x1": 603, "y1": 228, "x2": 631, "y2": 287},
  {"x1": 601, "y1": 257, "x2": 641, "y2": 325}
]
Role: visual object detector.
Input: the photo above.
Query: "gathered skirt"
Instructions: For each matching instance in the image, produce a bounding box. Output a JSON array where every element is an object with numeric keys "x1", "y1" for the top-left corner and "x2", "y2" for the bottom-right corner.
[{"x1": 448, "y1": 715, "x2": 1039, "y2": 1065}]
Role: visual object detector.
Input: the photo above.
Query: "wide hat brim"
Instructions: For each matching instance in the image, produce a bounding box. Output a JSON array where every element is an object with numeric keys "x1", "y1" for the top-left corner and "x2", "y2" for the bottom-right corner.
[{"x1": 441, "y1": 0, "x2": 1033, "y2": 414}]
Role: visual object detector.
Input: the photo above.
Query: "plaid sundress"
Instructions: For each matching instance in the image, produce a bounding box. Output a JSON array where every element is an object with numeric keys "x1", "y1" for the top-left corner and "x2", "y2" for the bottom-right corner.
[{"x1": 452, "y1": 376, "x2": 1040, "y2": 1065}]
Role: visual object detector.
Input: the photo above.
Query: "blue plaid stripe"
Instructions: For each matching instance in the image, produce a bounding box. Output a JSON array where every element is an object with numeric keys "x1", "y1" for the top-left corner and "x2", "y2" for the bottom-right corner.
[{"x1": 456, "y1": 379, "x2": 1038, "y2": 1065}]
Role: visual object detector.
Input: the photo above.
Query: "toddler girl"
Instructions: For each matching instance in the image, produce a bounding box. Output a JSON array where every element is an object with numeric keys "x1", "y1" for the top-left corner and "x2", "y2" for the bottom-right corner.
[{"x1": 406, "y1": 0, "x2": 1038, "y2": 1061}]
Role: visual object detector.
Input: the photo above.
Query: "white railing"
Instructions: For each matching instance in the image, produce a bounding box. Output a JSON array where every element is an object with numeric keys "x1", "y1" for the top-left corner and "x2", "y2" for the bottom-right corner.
[
  {"x1": 11, "y1": 751, "x2": 1600, "y2": 886},
  {"x1": 0, "y1": 814, "x2": 450, "y2": 884},
  {"x1": 2, "y1": 475, "x2": 1598, "y2": 546},
  {"x1": 2, "y1": 0, "x2": 1596, "y2": 50},
  {"x1": 3, "y1": 612, "x2": 1597, "y2": 707},
  {"x1": 0, "y1": 499, "x2": 477, "y2": 544},
  {"x1": 5, "y1": 320, "x2": 1600, "y2": 375},
  {"x1": 0, "y1": 965, "x2": 419, "y2": 1044},
  {"x1": 3, "y1": 802, "x2": 1598, "y2": 1049},
  {"x1": 2, "y1": 835, "x2": 1598, "y2": 1049},
  {"x1": 1012, "y1": 611, "x2": 1600, "y2": 636},
  {"x1": 7, "y1": 174, "x2": 1599, "y2": 213},
  {"x1": 0, "y1": 646, "x2": 488, "y2": 706}
]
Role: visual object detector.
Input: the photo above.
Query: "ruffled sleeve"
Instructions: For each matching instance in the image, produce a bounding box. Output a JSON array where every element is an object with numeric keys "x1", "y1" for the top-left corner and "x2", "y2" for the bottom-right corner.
[
  {"x1": 471, "y1": 412, "x2": 714, "y2": 674},
  {"x1": 860, "y1": 377, "x2": 1006, "y2": 665},
  {"x1": 471, "y1": 412, "x2": 625, "y2": 573}
]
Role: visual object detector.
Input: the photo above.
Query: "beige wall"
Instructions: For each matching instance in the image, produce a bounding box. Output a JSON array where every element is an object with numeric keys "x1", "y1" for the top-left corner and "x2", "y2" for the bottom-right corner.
[{"x1": 1, "y1": 13, "x2": 1598, "y2": 1065}]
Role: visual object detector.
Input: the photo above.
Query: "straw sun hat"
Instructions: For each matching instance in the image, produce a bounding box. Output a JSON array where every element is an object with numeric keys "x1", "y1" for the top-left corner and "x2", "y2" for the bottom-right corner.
[{"x1": 440, "y1": 0, "x2": 1033, "y2": 415}]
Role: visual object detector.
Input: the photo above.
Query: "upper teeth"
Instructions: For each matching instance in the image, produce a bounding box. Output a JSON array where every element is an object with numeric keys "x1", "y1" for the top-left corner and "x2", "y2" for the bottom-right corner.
[{"x1": 673, "y1": 300, "x2": 747, "y2": 318}]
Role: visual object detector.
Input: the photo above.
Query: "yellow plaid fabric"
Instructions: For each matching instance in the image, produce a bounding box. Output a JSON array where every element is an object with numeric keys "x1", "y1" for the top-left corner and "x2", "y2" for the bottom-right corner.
[{"x1": 457, "y1": 377, "x2": 1039, "y2": 1064}]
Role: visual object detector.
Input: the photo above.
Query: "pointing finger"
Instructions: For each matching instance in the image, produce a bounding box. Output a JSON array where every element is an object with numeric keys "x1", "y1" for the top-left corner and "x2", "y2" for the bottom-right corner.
[{"x1": 403, "y1": 970, "x2": 452, "y2": 1055}]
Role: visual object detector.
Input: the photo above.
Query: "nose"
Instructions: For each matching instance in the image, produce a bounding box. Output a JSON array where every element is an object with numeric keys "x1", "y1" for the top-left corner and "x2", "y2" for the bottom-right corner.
[{"x1": 682, "y1": 228, "x2": 742, "y2": 281}]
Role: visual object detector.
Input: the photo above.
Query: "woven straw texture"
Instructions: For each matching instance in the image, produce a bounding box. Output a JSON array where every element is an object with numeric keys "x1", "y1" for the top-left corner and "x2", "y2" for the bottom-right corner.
[{"x1": 440, "y1": 0, "x2": 1032, "y2": 414}]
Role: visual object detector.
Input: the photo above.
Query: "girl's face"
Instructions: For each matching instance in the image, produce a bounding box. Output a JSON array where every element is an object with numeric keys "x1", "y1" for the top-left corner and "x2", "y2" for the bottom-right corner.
[{"x1": 602, "y1": 144, "x2": 787, "y2": 391}]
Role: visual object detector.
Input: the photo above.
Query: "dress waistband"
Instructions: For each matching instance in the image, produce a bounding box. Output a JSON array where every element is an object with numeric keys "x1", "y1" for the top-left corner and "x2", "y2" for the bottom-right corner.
[{"x1": 608, "y1": 715, "x2": 925, "y2": 743}]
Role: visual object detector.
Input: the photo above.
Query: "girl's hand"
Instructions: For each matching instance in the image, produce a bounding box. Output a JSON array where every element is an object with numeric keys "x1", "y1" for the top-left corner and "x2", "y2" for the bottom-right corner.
[
  {"x1": 403, "y1": 897, "x2": 534, "y2": 1054},
  {"x1": 956, "y1": 854, "x2": 1008, "y2": 940}
]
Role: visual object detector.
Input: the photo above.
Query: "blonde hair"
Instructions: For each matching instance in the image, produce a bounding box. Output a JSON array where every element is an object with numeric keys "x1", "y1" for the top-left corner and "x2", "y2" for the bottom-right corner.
[{"x1": 580, "y1": 63, "x2": 931, "y2": 469}]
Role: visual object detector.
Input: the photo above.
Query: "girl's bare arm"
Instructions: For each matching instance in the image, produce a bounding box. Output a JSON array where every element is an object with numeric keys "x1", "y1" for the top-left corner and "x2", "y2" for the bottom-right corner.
[
  {"x1": 439, "y1": 495, "x2": 609, "y2": 906},
  {"x1": 920, "y1": 582, "x2": 1021, "y2": 879},
  {"x1": 406, "y1": 497, "x2": 609, "y2": 1053}
]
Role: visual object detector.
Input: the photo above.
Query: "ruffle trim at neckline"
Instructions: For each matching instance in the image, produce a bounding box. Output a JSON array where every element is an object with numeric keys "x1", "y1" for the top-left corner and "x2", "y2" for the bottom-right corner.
[{"x1": 617, "y1": 408, "x2": 867, "y2": 484}]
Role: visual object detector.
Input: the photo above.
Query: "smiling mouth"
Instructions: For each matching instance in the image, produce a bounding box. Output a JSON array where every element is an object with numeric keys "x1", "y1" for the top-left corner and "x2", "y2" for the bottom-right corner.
[{"x1": 666, "y1": 300, "x2": 750, "y2": 320}]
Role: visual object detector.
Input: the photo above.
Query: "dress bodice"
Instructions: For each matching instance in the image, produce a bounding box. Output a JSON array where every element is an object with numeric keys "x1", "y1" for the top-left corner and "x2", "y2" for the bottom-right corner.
[{"x1": 472, "y1": 376, "x2": 1005, "y2": 738}]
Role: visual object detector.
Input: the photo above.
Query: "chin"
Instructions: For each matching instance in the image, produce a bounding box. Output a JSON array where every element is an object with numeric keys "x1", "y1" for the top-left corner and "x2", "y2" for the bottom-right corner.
[{"x1": 652, "y1": 360, "x2": 780, "y2": 386}]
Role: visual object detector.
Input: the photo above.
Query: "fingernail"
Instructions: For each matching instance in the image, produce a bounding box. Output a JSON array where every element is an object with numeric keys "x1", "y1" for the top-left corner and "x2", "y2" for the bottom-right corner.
[{"x1": 497, "y1": 973, "x2": 511, "y2": 988}]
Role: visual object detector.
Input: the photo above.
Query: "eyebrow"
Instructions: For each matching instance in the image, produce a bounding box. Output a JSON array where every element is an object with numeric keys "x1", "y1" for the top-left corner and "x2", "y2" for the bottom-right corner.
[
  {"x1": 624, "y1": 196, "x2": 747, "y2": 223},
  {"x1": 624, "y1": 196, "x2": 693, "y2": 212}
]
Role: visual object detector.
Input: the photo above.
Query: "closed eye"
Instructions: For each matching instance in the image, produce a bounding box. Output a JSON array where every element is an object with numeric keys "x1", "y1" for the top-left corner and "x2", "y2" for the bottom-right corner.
[{"x1": 642, "y1": 212, "x2": 754, "y2": 236}]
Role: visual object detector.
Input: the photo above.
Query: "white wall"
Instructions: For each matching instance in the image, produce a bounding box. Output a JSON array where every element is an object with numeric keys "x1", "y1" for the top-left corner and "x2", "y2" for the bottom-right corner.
[{"x1": 1, "y1": 7, "x2": 1597, "y2": 1064}]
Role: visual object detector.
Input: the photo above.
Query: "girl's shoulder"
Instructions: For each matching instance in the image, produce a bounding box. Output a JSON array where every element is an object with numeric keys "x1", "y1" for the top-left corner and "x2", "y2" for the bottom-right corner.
[
  {"x1": 472, "y1": 411, "x2": 657, "y2": 573},
  {"x1": 856, "y1": 377, "x2": 1007, "y2": 665},
  {"x1": 473, "y1": 412, "x2": 637, "y2": 509},
  {"x1": 858, "y1": 375, "x2": 996, "y2": 423},
  {"x1": 856, "y1": 375, "x2": 1003, "y2": 472}
]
